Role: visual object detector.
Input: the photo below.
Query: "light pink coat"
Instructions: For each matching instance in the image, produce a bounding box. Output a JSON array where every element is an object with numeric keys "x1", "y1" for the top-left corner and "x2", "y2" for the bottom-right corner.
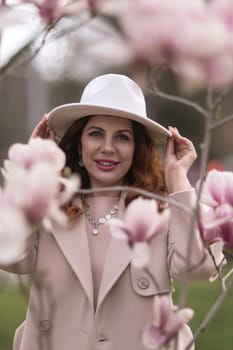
[{"x1": 4, "y1": 191, "x2": 221, "y2": 350}]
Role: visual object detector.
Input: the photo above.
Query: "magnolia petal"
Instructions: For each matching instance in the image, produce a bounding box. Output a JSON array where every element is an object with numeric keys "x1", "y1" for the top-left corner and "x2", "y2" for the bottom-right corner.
[
  {"x1": 24, "y1": 164, "x2": 59, "y2": 223},
  {"x1": 124, "y1": 198, "x2": 165, "y2": 242},
  {"x1": 147, "y1": 208, "x2": 170, "y2": 241},
  {"x1": 221, "y1": 221, "x2": 233, "y2": 249},
  {"x1": 108, "y1": 218, "x2": 130, "y2": 241},
  {"x1": 124, "y1": 198, "x2": 159, "y2": 232},
  {"x1": 27, "y1": 138, "x2": 66, "y2": 171},
  {"x1": 204, "y1": 217, "x2": 230, "y2": 230},
  {"x1": 47, "y1": 205, "x2": 69, "y2": 228},
  {"x1": 131, "y1": 242, "x2": 150, "y2": 268},
  {"x1": 165, "y1": 308, "x2": 194, "y2": 340},
  {"x1": 223, "y1": 171, "x2": 233, "y2": 206},
  {"x1": 206, "y1": 170, "x2": 225, "y2": 205},
  {"x1": 204, "y1": 204, "x2": 233, "y2": 230},
  {"x1": 62, "y1": 0, "x2": 89, "y2": 16},
  {"x1": 142, "y1": 324, "x2": 166, "y2": 350},
  {"x1": 153, "y1": 296, "x2": 172, "y2": 328}
]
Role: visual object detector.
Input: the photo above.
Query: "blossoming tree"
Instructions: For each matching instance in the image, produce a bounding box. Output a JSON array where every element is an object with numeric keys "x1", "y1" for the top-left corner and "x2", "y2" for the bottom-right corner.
[{"x1": 0, "y1": 0, "x2": 233, "y2": 349}]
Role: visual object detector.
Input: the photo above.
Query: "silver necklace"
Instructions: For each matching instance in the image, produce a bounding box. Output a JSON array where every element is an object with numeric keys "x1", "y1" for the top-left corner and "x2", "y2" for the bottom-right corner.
[{"x1": 85, "y1": 202, "x2": 120, "y2": 235}]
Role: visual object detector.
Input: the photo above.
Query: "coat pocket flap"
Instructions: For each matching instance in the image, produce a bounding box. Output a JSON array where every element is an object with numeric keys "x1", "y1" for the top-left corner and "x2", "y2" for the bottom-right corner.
[{"x1": 130, "y1": 265, "x2": 173, "y2": 296}]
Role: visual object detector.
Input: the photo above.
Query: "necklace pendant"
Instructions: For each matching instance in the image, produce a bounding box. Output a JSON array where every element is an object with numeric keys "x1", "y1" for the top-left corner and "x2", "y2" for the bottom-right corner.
[{"x1": 92, "y1": 228, "x2": 99, "y2": 235}]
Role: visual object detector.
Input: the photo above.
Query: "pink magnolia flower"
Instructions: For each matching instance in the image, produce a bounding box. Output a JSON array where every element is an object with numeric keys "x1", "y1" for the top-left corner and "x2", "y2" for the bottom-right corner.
[
  {"x1": 109, "y1": 197, "x2": 170, "y2": 267},
  {"x1": 98, "y1": 0, "x2": 233, "y2": 89},
  {"x1": 2, "y1": 138, "x2": 79, "y2": 229},
  {"x1": 143, "y1": 295, "x2": 194, "y2": 350},
  {"x1": 4, "y1": 163, "x2": 63, "y2": 224},
  {"x1": 200, "y1": 170, "x2": 230, "y2": 208},
  {"x1": 117, "y1": 0, "x2": 206, "y2": 67},
  {"x1": 198, "y1": 205, "x2": 222, "y2": 247},
  {"x1": 198, "y1": 170, "x2": 233, "y2": 249},
  {"x1": 3, "y1": 138, "x2": 65, "y2": 174}
]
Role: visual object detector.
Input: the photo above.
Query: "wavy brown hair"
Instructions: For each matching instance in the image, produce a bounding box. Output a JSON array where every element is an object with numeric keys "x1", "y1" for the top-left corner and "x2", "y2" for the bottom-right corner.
[{"x1": 59, "y1": 116, "x2": 167, "y2": 210}]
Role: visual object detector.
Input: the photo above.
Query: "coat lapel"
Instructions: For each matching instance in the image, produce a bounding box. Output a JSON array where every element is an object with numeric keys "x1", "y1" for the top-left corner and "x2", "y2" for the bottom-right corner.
[
  {"x1": 96, "y1": 201, "x2": 131, "y2": 312},
  {"x1": 51, "y1": 213, "x2": 94, "y2": 310}
]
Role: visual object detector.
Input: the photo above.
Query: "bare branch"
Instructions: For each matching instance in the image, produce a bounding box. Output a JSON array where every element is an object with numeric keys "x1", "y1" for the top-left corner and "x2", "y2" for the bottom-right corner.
[
  {"x1": 77, "y1": 186, "x2": 192, "y2": 215},
  {"x1": 212, "y1": 86, "x2": 231, "y2": 110},
  {"x1": 185, "y1": 276, "x2": 233, "y2": 350},
  {"x1": 149, "y1": 78, "x2": 208, "y2": 118},
  {"x1": 211, "y1": 113, "x2": 233, "y2": 130},
  {"x1": 0, "y1": 29, "x2": 43, "y2": 75}
]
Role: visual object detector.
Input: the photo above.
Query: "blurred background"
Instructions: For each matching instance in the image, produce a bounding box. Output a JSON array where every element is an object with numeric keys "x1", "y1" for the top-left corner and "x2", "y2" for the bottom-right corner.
[{"x1": 0, "y1": 2, "x2": 233, "y2": 350}]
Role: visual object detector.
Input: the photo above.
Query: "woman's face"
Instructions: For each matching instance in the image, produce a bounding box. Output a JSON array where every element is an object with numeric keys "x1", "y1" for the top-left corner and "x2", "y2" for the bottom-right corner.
[{"x1": 81, "y1": 115, "x2": 135, "y2": 189}]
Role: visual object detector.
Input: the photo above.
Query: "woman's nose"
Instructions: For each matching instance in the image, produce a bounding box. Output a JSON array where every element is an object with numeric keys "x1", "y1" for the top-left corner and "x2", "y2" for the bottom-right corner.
[{"x1": 101, "y1": 137, "x2": 115, "y2": 153}]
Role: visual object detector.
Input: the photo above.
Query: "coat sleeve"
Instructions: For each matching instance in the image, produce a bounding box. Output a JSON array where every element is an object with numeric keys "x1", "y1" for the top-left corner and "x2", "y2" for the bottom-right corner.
[
  {"x1": 0, "y1": 231, "x2": 38, "y2": 274},
  {"x1": 167, "y1": 189, "x2": 225, "y2": 281}
]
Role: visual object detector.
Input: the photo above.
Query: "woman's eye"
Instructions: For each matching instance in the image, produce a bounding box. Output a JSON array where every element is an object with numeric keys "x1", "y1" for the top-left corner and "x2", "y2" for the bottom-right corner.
[
  {"x1": 116, "y1": 134, "x2": 130, "y2": 141},
  {"x1": 89, "y1": 130, "x2": 102, "y2": 137}
]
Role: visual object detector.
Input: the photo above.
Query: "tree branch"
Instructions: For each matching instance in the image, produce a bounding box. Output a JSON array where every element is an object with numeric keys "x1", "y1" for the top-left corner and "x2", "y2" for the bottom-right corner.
[
  {"x1": 149, "y1": 79, "x2": 208, "y2": 118},
  {"x1": 211, "y1": 113, "x2": 233, "y2": 131},
  {"x1": 185, "y1": 276, "x2": 233, "y2": 350}
]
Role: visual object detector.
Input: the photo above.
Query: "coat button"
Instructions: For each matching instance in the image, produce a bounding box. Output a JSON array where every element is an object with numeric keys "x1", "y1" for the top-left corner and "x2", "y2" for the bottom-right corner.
[
  {"x1": 137, "y1": 277, "x2": 150, "y2": 289},
  {"x1": 39, "y1": 320, "x2": 51, "y2": 334}
]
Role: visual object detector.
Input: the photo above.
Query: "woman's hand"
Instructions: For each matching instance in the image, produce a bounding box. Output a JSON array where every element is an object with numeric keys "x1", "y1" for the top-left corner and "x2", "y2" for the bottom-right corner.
[
  {"x1": 30, "y1": 114, "x2": 55, "y2": 140},
  {"x1": 164, "y1": 126, "x2": 197, "y2": 193}
]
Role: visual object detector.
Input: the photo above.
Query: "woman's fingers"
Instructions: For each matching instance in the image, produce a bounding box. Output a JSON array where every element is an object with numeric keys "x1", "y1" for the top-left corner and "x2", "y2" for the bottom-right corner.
[{"x1": 30, "y1": 114, "x2": 55, "y2": 141}]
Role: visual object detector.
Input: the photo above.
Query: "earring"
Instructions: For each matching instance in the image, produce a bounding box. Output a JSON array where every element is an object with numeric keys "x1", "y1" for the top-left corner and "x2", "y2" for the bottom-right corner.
[{"x1": 78, "y1": 150, "x2": 84, "y2": 167}]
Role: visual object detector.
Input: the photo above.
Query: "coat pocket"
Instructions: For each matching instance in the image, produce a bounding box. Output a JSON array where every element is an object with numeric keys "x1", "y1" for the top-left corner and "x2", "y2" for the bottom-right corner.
[{"x1": 130, "y1": 265, "x2": 173, "y2": 296}]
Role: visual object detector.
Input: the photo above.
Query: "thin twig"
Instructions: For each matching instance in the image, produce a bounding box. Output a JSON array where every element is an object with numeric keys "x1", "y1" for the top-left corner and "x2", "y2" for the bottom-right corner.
[
  {"x1": 207, "y1": 246, "x2": 223, "y2": 286},
  {"x1": 16, "y1": 27, "x2": 51, "y2": 68},
  {"x1": 149, "y1": 79, "x2": 208, "y2": 118},
  {"x1": 207, "y1": 87, "x2": 214, "y2": 111},
  {"x1": 211, "y1": 113, "x2": 233, "y2": 130},
  {"x1": 0, "y1": 29, "x2": 43, "y2": 75},
  {"x1": 222, "y1": 266, "x2": 233, "y2": 290},
  {"x1": 178, "y1": 90, "x2": 214, "y2": 315},
  {"x1": 184, "y1": 276, "x2": 233, "y2": 350},
  {"x1": 212, "y1": 86, "x2": 231, "y2": 110},
  {"x1": 52, "y1": 15, "x2": 94, "y2": 40},
  {"x1": 77, "y1": 186, "x2": 192, "y2": 215}
]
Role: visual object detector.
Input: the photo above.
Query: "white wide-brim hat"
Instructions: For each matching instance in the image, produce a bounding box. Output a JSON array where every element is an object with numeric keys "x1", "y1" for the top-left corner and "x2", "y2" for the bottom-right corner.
[{"x1": 47, "y1": 74, "x2": 171, "y2": 144}]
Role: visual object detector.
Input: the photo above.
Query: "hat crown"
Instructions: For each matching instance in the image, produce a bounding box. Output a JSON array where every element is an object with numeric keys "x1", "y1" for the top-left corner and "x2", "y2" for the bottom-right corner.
[{"x1": 80, "y1": 74, "x2": 147, "y2": 117}]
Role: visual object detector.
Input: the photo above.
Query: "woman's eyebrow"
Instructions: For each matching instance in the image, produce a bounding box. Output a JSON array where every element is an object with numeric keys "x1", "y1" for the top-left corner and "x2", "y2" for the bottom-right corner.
[
  {"x1": 116, "y1": 129, "x2": 134, "y2": 134},
  {"x1": 87, "y1": 126, "x2": 133, "y2": 134},
  {"x1": 86, "y1": 126, "x2": 104, "y2": 131}
]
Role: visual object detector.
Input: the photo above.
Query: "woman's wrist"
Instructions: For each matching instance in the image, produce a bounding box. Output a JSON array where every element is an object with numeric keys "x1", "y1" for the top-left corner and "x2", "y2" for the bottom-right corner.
[{"x1": 166, "y1": 170, "x2": 192, "y2": 194}]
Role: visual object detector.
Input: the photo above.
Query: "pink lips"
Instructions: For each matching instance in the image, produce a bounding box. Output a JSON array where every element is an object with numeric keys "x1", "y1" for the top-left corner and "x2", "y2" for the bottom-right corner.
[{"x1": 95, "y1": 159, "x2": 119, "y2": 171}]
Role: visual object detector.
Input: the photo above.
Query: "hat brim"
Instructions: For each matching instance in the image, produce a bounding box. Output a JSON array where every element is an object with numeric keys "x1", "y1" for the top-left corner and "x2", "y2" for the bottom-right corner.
[{"x1": 47, "y1": 103, "x2": 171, "y2": 144}]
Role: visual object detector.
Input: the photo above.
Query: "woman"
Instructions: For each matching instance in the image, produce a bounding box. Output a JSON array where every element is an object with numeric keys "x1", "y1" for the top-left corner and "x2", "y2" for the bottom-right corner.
[{"x1": 3, "y1": 74, "x2": 222, "y2": 350}]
